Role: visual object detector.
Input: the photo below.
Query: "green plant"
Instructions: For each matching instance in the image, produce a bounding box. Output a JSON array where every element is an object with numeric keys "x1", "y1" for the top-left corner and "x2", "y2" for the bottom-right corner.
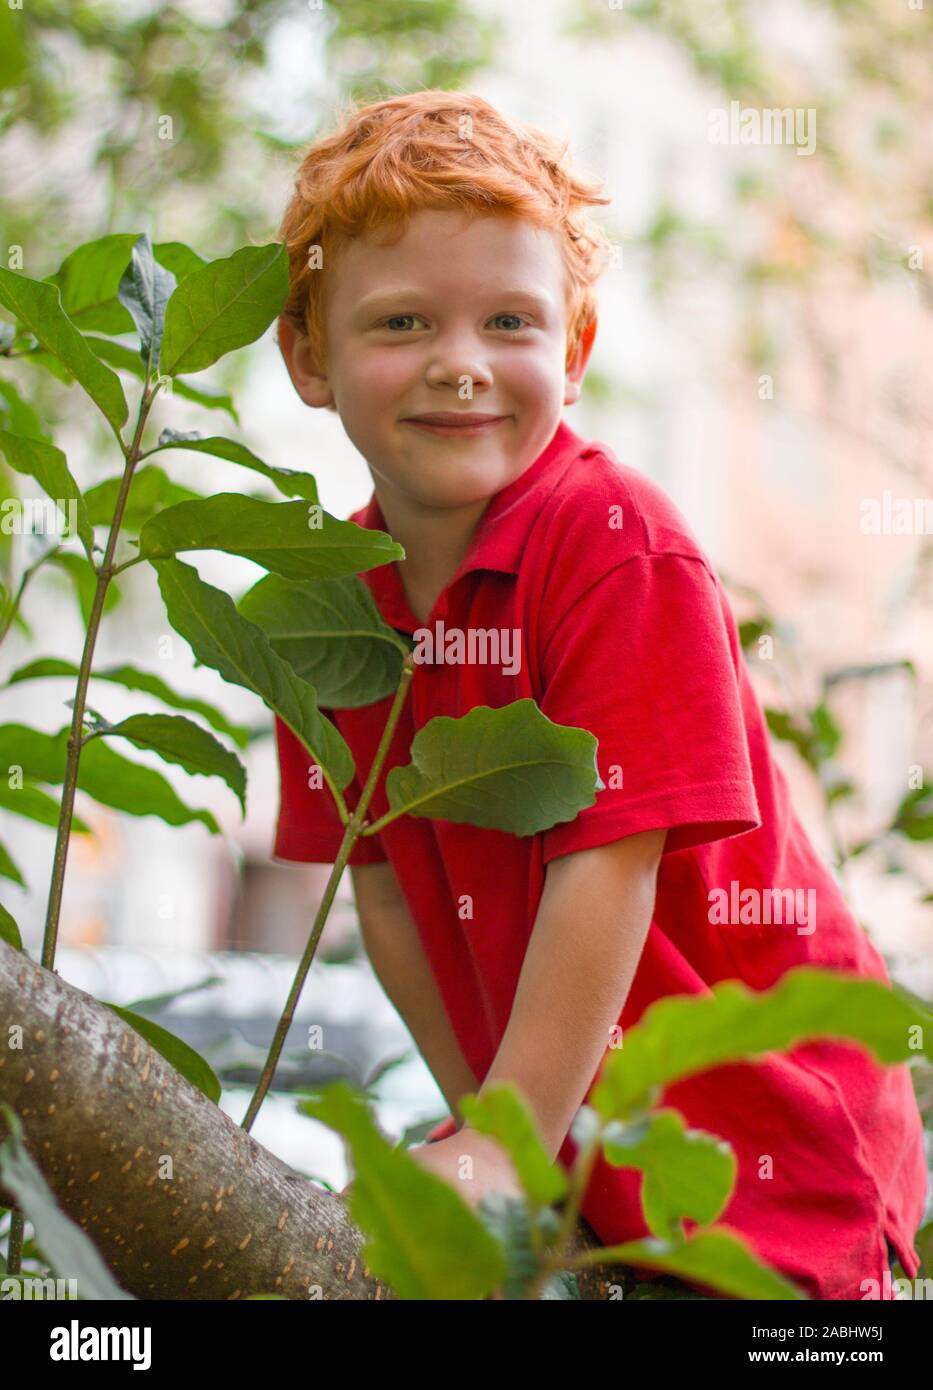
[{"x1": 0, "y1": 232, "x2": 930, "y2": 1301}]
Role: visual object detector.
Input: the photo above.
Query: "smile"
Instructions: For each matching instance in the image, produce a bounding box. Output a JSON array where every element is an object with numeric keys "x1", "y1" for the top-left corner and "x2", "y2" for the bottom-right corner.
[{"x1": 402, "y1": 417, "x2": 508, "y2": 437}]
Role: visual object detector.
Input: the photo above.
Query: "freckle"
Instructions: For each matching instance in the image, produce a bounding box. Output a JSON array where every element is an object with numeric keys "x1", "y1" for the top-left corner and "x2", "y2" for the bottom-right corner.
[
  {"x1": 133, "y1": 1146, "x2": 144, "y2": 1159},
  {"x1": 238, "y1": 1233, "x2": 252, "y2": 1251},
  {"x1": 203, "y1": 1236, "x2": 216, "y2": 1249},
  {"x1": 120, "y1": 1161, "x2": 132, "y2": 1173},
  {"x1": 88, "y1": 1171, "x2": 100, "y2": 1183},
  {"x1": 170, "y1": 1237, "x2": 189, "y2": 1255}
]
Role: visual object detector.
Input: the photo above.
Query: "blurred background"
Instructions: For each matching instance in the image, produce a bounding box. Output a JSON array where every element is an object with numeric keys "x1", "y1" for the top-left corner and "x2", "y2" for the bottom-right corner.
[{"x1": 0, "y1": 0, "x2": 930, "y2": 1205}]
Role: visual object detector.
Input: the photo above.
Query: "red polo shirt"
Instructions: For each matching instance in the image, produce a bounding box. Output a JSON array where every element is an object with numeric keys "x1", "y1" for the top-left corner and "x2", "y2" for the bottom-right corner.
[{"x1": 272, "y1": 418, "x2": 927, "y2": 1300}]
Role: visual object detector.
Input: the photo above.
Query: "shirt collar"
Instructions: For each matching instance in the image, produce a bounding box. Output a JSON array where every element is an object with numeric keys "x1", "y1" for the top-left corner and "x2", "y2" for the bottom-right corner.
[{"x1": 354, "y1": 418, "x2": 589, "y2": 629}]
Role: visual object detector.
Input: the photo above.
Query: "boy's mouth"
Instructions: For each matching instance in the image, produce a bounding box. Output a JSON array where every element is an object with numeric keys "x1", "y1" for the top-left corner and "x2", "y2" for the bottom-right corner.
[{"x1": 402, "y1": 412, "x2": 509, "y2": 437}]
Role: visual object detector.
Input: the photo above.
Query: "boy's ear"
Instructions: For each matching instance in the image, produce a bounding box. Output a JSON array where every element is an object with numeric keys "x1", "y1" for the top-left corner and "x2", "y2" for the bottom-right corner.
[
  {"x1": 277, "y1": 315, "x2": 335, "y2": 410},
  {"x1": 564, "y1": 317, "x2": 597, "y2": 407}
]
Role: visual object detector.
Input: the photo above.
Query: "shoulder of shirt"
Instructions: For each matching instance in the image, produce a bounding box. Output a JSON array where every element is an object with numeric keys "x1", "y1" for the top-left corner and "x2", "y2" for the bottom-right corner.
[{"x1": 551, "y1": 440, "x2": 706, "y2": 561}]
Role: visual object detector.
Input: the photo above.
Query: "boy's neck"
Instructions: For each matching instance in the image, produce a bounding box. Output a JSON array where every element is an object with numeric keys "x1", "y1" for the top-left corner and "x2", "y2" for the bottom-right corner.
[{"x1": 372, "y1": 485, "x2": 493, "y2": 626}]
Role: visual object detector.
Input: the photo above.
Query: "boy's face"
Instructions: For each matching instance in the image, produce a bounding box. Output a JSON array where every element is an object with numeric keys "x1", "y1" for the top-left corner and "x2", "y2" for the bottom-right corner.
[{"x1": 279, "y1": 208, "x2": 594, "y2": 514}]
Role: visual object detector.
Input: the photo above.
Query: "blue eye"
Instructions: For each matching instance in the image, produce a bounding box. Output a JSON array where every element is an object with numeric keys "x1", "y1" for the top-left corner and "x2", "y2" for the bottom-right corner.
[
  {"x1": 491, "y1": 314, "x2": 529, "y2": 331},
  {"x1": 385, "y1": 315, "x2": 420, "y2": 331}
]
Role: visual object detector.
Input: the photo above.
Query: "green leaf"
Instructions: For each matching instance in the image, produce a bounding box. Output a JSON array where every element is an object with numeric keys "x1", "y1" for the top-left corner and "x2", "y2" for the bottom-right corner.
[
  {"x1": 459, "y1": 1085, "x2": 569, "y2": 1208},
  {"x1": 102, "y1": 1004, "x2": 221, "y2": 1103},
  {"x1": 6, "y1": 657, "x2": 250, "y2": 749},
  {"x1": 151, "y1": 242, "x2": 207, "y2": 283},
  {"x1": 0, "y1": 838, "x2": 25, "y2": 887},
  {"x1": 117, "y1": 232, "x2": 177, "y2": 377},
  {"x1": 0, "y1": 377, "x2": 50, "y2": 442},
  {"x1": 892, "y1": 782, "x2": 933, "y2": 842},
  {"x1": 594, "y1": 1229, "x2": 804, "y2": 1301},
  {"x1": 43, "y1": 235, "x2": 204, "y2": 336},
  {"x1": 123, "y1": 974, "x2": 221, "y2": 1015},
  {"x1": 376, "y1": 699, "x2": 601, "y2": 836},
  {"x1": 0, "y1": 268, "x2": 128, "y2": 438},
  {"x1": 84, "y1": 336, "x2": 239, "y2": 423},
  {"x1": 44, "y1": 233, "x2": 140, "y2": 335},
  {"x1": 151, "y1": 556, "x2": 354, "y2": 792},
  {"x1": 299, "y1": 1081, "x2": 508, "y2": 1299},
  {"x1": 93, "y1": 712, "x2": 246, "y2": 816},
  {"x1": 601, "y1": 1110, "x2": 736, "y2": 1240},
  {"x1": 0, "y1": 901, "x2": 22, "y2": 950},
  {"x1": 153, "y1": 429, "x2": 319, "y2": 502},
  {"x1": 136, "y1": 493, "x2": 404, "y2": 581},
  {"x1": 592, "y1": 967, "x2": 933, "y2": 1122},
  {"x1": 0, "y1": 1105, "x2": 135, "y2": 1299},
  {"x1": 237, "y1": 573, "x2": 411, "y2": 707},
  {"x1": 0, "y1": 723, "x2": 220, "y2": 833},
  {"x1": 0, "y1": 777, "x2": 93, "y2": 835},
  {"x1": 160, "y1": 242, "x2": 288, "y2": 377},
  {"x1": 83, "y1": 465, "x2": 205, "y2": 530},
  {"x1": 47, "y1": 552, "x2": 122, "y2": 626},
  {"x1": 0, "y1": 430, "x2": 95, "y2": 560}
]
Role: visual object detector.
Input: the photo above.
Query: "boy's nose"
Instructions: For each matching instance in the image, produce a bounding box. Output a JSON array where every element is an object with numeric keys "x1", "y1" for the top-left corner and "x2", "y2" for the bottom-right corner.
[{"x1": 424, "y1": 341, "x2": 494, "y2": 392}]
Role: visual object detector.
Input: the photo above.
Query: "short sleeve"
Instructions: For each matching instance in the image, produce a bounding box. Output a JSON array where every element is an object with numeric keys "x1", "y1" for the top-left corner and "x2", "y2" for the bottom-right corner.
[
  {"x1": 538, "y1": 553, "x2": 761, "y2": 863},
  {"x1": 272, "y1": 713, "x2": 388, "y2": 866}
]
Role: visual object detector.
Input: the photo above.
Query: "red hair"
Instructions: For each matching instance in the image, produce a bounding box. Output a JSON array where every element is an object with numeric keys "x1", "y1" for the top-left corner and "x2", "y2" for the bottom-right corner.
[{"x1": 278, "y1": 89, "x2": 611, "y2": 372}]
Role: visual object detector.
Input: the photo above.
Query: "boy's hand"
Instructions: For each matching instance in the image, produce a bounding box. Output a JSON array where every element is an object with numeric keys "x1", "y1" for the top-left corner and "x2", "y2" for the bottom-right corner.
[{"x1": 407, "y1": 1126, "x2": 524, "y2": 1210}]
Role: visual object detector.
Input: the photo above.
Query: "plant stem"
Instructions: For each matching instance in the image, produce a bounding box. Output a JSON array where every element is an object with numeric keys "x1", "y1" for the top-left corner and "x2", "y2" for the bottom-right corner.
[
  {"x1": 40, "y1": 381, "x2": 161, "y2": 972},
  {"x1": 522, "y1": 1116, "x2": 606, "y2": 1299},
  {"x1": 6, "y1": 1208, "x2": 24, "y2": 1276},
  {"x1": 0, "y1": 544, "x2": 63, "y2": 647},
  {"x1": 240, "y1": 654, "x2": 415, "y2": 1133}
]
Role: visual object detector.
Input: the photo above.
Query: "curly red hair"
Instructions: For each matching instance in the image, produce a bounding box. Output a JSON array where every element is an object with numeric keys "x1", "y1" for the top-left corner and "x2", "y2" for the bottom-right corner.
[{"x1": 278, "y1": 89, "x2": 611, "y2": 373}]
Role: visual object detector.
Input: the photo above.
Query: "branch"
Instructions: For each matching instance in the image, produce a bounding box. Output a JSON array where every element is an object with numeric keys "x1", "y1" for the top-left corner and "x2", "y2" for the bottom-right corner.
[{"x1": 0, "y1": 942, "x2": 621, "y2": 1300}]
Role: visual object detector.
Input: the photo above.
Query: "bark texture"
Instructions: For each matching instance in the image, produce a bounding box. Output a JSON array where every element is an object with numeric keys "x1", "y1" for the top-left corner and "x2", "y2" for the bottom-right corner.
[{"x1": 0, "y1": 941, "x2": 624, "y2": 1300}]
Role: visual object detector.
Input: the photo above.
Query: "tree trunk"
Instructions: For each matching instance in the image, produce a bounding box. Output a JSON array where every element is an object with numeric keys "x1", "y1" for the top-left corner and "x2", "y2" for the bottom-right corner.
[{"x1": 0, "y1": 941, "x2": 623, "y2": 1300}]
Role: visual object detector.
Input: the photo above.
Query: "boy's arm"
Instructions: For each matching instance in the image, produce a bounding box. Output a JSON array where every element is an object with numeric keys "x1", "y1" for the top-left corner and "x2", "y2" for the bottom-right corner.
[
  {"x1": 474, "y1": 827, "x2": 667, "y2": 1161},
  {"x1": 349, "y1": 862, "x2": 480, "y2": 1121}
]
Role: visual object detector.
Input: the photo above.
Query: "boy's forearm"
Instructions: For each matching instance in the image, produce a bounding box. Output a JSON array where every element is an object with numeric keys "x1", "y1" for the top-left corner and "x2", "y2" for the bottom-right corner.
[
  {"x1": 350, "y1": 866, "x2": 479, "y2": 1120},
  {"x1": 477, "y1": 831, "x2": 666, "y2": 1160}
]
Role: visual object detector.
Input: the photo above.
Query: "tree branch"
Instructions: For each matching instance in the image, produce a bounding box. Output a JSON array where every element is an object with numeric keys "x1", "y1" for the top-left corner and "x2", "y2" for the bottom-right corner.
[{"x1": 0, "y1": 942, "x2": 621, "y2": 1300}]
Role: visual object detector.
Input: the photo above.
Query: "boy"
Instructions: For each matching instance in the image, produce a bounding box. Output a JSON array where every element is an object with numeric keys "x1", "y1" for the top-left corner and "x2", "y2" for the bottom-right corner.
[{"x1": 271, "y1": 90, "x2": 927, "y2": 1299}]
